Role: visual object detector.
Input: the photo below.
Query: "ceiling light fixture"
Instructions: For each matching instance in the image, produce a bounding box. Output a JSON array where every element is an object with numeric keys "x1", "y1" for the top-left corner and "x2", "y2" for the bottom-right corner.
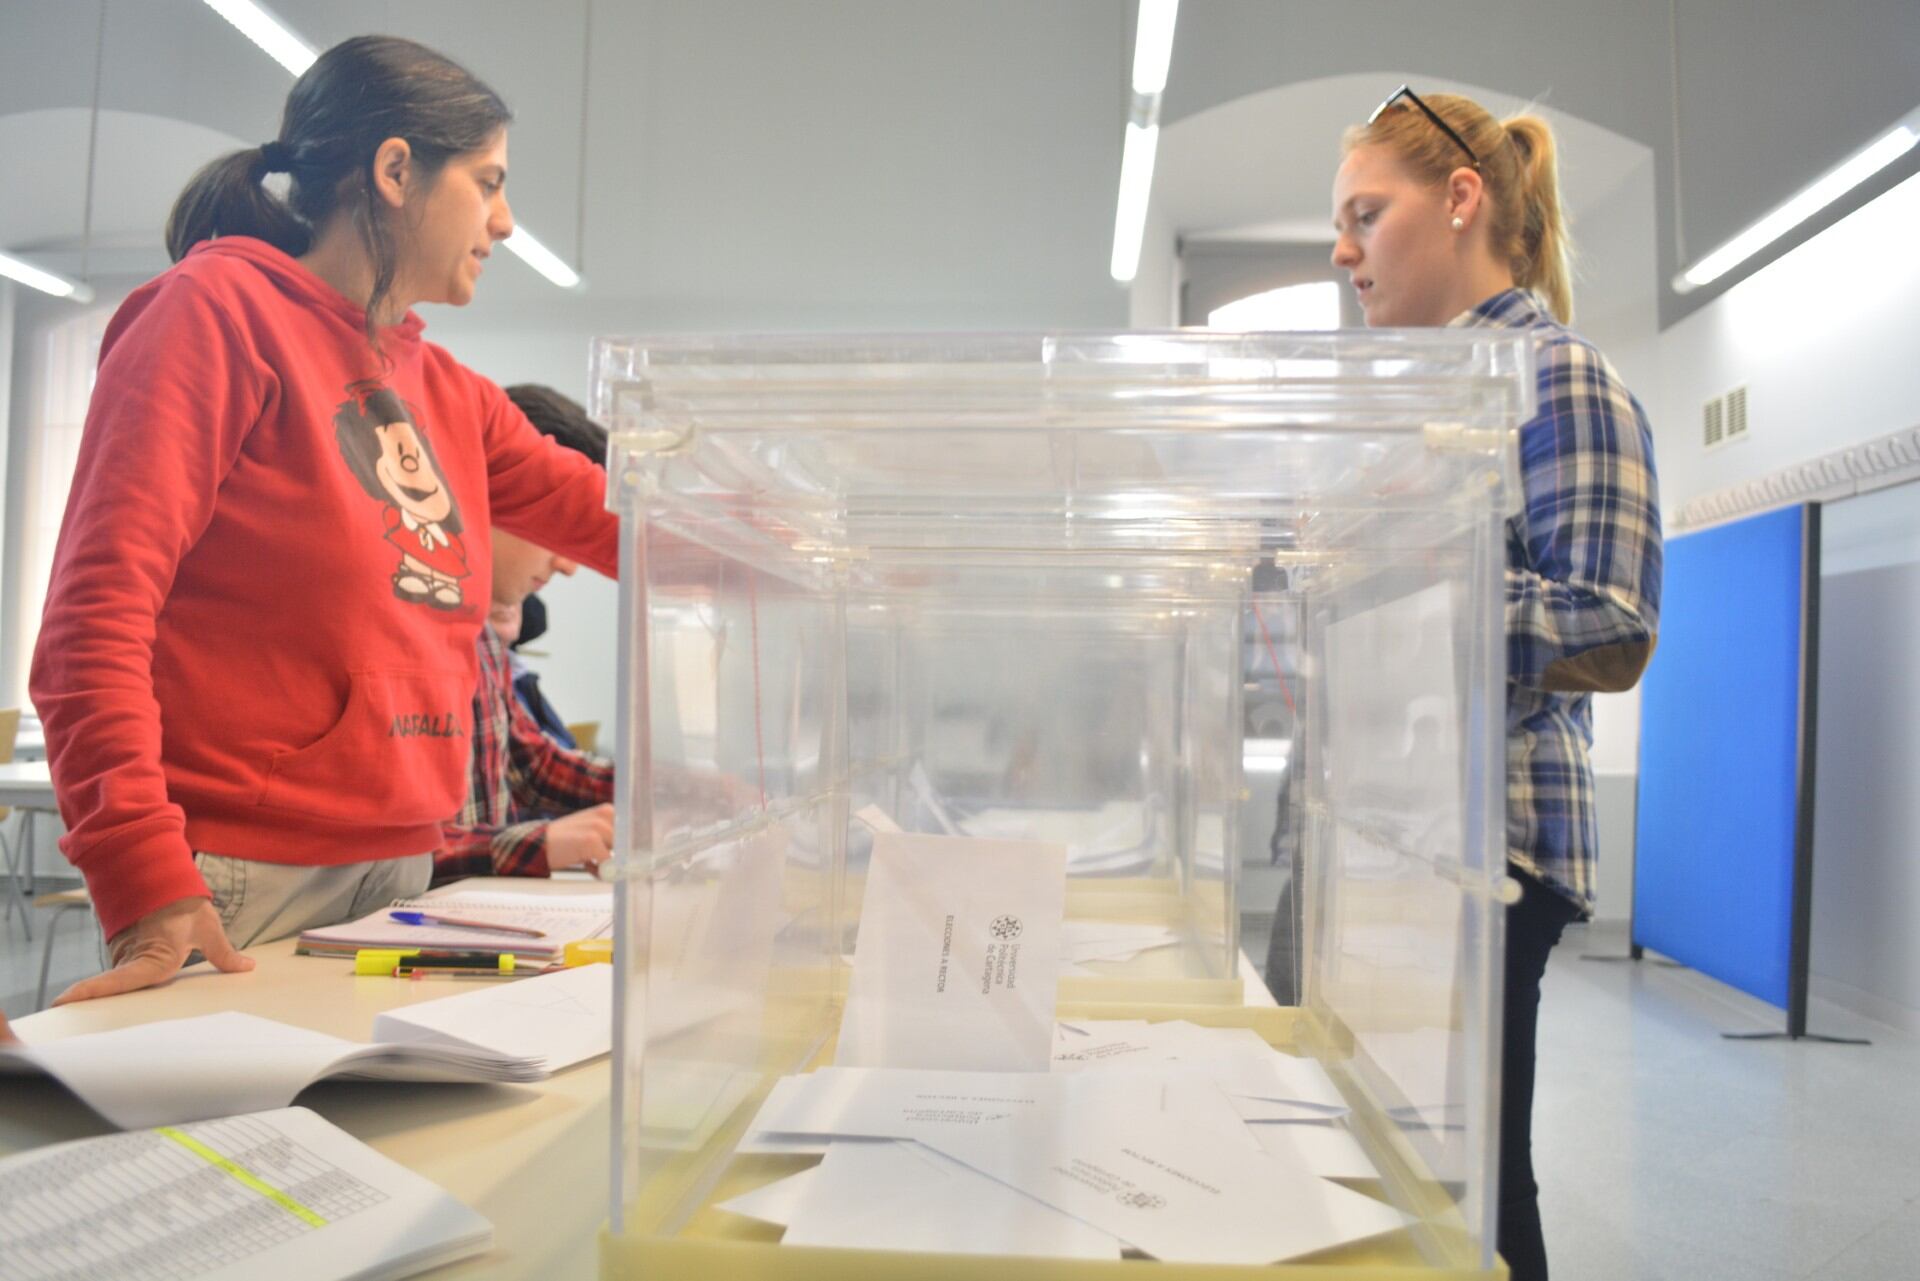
[
  {"x1": 202, "y1": 0, "x2": 584, "y2": 290},
  {"x1": 0, "y1": 250, "x2": 96, "y2": 303},
  {"x1": 503, "y1": 227, "x2": 581, "y2": 290},
  {"x1": 1673, "y1": 113, "x2": 1919, "y2": 294},
  {"x1": 202, "y1": 0, "x2": 316, "y2": 76},
  {"x1": 1110, "y1": 0, "x2": 1179, "y2": 284}
]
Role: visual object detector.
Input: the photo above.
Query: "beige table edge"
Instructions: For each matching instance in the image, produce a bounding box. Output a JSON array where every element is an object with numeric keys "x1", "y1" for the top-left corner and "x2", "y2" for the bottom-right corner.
[{"x1": 0, "y1": 876, "x2": 609, "y2": 1281}]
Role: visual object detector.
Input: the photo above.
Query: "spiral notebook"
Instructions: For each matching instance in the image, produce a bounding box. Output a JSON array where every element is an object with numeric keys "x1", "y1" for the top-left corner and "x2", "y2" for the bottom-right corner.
[{"x1": 295, "y1": 890, "x2": 613, "y2": 961}]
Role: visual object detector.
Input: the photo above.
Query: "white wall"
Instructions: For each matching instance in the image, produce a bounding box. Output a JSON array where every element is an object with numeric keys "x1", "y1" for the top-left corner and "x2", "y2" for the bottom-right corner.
[
  {"x1": 1809, "y1": 482, "x2": 1920, "y2": 1031},
  {"x1": 1649, "y1": 170, "x2": 1920, "y2": 514}
]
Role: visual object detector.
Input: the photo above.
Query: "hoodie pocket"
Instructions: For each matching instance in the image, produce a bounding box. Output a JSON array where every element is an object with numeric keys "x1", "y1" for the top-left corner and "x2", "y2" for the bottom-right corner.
[{"x1": 261, "y1": 667, "x2": 473, "y2": 825}]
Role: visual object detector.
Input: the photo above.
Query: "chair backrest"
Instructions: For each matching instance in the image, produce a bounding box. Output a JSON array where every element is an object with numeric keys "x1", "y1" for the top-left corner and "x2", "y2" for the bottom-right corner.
[{"x1": 0, "y1": 707, "x2": 19, "y2": 823}]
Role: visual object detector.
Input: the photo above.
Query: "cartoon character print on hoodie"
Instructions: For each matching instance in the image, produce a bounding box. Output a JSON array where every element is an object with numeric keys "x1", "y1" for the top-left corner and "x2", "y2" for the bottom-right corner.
[{"x1": 333, "y1": 380, "x2": 472, "y2": 611}]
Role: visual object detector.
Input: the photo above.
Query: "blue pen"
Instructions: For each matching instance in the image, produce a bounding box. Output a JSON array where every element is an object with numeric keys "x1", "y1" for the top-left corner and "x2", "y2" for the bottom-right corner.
[{"x1": 389, "y1": 909, "x2": 546, "y2": 938}]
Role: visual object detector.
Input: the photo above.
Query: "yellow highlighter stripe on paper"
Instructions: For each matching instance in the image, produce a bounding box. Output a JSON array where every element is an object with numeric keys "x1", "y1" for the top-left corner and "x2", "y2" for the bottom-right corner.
[{"x1": 157, "y1": 1126, "x2": 329, "y2": 1227}]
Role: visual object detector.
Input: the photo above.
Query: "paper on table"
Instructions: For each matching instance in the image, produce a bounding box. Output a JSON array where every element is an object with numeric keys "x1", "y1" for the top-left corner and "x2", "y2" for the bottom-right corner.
[
  {"x1": 779, "y1": 1139, "x2": 1123, "y2": 1259},
  {"x1": 919, "y1": 1104, "x2": 1410, "y2": 1265},
  {"x1": 373, "y1": 964, "x2": 611, "y2": 1071},
  {"x1": 0, "y1": 1011, "x2": 544, "y2": 1129},
  {"x1": 837, "y1": 831, "x2": 1066, "y2": 1072},
  {"x1": 0, "y1": 1107, "x2": 490, "y2": 1281}
]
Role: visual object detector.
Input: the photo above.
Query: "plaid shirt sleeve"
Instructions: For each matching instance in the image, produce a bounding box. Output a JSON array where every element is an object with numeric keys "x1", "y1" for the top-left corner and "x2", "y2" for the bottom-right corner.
[
  {"x1": 434, "y1": 627, "x2": 606, "y2": 885},
  {"x1": 1504, "y1": 333, "x2": 1663, "y2": 691},
  {"x1": 505, "y1": 680, "x2": 613, "y2": 818}
]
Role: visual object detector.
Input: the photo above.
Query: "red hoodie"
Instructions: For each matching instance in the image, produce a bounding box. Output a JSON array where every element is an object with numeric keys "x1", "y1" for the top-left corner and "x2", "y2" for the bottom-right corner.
[{"x1": 29, "y1": 237, "x2": 619, "y2": 939}]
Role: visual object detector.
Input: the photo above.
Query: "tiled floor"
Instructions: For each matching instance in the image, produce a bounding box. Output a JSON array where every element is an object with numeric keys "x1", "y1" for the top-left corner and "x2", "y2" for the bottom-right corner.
[
  {"x1": 4, "y1": 894, "x2": 1916, "y2": 1278},
  {"x1": 1536, "y1": 922, "x2": 1920, "y2": 1281}
]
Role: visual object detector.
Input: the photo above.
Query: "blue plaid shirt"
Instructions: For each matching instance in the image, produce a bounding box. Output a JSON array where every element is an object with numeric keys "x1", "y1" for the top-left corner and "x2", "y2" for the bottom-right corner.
[{"x1": 1452, "y1": 289, "x2": 1663, "y2": 914}]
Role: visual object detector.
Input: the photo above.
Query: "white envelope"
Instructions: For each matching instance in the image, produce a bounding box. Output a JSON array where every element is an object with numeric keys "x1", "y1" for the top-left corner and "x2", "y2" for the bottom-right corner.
[
  {"x1": 715, "y1": 1165, "x2": 819, "y2": 1226},
  {"x1": 1250, "y1": 1120, "x2": 1382, "y2": 1182},
  {"x1": 780, "y1": 1140, "x2": 1122, "y2": 1259},
  {"x1": 747, "y1": 1066, "x2": 1158, "y2": 1142},
  {"x1": 918, "y1": 1104, "x2": 1410, "y2": 1265},
  {"x1": 838, "y1": 831, "x2": 1067, "y2": 1071}
]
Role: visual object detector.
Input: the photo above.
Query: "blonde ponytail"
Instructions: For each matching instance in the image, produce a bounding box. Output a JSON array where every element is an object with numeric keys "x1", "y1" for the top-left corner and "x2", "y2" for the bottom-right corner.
[
  {"x1": 1502, "y1": 116, "x2": 1574, "y2": 324},
  {"x1": 1345, "y1": 93, "x2": 1577, "y2": 324}
]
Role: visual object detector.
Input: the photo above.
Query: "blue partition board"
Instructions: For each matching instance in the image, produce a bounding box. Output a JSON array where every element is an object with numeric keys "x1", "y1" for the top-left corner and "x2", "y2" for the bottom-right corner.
[{"x1": 1633, "y1": 504, "x2": 1806, "y2": 1008}]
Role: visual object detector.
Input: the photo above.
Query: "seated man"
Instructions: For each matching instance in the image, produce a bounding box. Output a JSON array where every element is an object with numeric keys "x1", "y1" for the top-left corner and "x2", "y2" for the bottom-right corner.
[
  {"x1": 433, "y1": 386, "x2": 614, "y2": 883},
  {"x1": 506, "y1": 592, "x2": 582, "y2": 751}
]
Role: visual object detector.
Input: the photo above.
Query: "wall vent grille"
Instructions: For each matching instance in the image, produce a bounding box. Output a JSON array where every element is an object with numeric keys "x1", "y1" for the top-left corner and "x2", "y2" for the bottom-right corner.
[
  {"x1": 1726, "y1": 385, "x2": 1749, "y2": 440},
  {"x1": 1703, "y1": 396, "x2": 1725, "y2": 448}
]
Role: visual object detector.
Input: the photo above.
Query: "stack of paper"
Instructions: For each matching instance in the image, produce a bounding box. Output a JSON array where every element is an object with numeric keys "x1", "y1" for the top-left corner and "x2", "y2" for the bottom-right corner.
[
  {"x1": 791, "y1": 810, "x2": 1402, "y2": 1263},
  {"x1": 0, "y1": 1106, "x2": 490, "y2": 1281},
  {"x1": 0, "y1": 967, "x2": 615, "y2": 1130},
  {"x1": 720, "y1": 1051, "x2": 1405, "y2": 1265}
]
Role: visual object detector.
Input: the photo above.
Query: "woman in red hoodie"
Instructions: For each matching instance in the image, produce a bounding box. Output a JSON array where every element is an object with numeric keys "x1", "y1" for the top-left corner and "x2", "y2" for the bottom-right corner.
[{"x1": 30, "y1": 35, "x2": 617, "y2": 1002}]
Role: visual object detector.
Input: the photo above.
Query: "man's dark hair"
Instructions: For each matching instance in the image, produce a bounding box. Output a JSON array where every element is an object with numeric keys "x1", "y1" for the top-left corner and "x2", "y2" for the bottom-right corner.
[{"x1": 505, "y1": 384, "x2": 608, "y2": 466}]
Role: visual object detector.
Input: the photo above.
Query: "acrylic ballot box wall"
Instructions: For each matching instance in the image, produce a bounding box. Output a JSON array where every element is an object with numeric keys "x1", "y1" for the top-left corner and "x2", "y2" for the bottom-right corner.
[{"x1": 594, "y1": 332, "x2": 1532, "y2": 1276}]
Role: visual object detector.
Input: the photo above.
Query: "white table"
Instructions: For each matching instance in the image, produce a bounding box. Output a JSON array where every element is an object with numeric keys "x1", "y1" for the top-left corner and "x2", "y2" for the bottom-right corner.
[
  {"x1": 0, "y1": 877, "x2": 612, "y2": 1279},
  {"x1": 0, "y1": 761, "x2": 56, "y2": 935},
  {"x1": 0, "y1": 761, "x2": 54, "y2": 809}
]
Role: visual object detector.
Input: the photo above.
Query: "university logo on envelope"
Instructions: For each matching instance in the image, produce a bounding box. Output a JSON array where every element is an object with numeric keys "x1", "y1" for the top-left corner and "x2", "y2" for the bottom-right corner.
[{"x1": 837, "y1": 832, "x2": 1067, "y2": 1071}]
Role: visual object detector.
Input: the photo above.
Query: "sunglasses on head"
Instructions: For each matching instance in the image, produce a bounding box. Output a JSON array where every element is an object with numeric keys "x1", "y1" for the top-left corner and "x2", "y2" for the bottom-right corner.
[{"x1": 1369, "y1": 85, "x2": 1480, "y2": 169}]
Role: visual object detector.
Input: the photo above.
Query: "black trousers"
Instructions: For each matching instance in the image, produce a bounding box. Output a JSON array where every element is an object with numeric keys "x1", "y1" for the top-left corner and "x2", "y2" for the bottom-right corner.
[
  {"x1": 1263, "y1": 867, "x2": 1579, "y2": 1280},
  {"x1": 1499, "y1": 868, "x2": 1581, "y2": 1281}
]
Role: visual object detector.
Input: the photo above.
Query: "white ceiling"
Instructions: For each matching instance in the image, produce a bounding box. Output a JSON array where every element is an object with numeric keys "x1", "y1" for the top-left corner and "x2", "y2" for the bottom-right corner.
[
  {"x1": 1158, "y1": 72, "x2": 1652, "y2": 248},
  {"x1": 2, "y1": 0, "x2": 1133, "y2": 326},
  {"x1": 1, "y1": 2, "x2": 1653, "y2": 332}
]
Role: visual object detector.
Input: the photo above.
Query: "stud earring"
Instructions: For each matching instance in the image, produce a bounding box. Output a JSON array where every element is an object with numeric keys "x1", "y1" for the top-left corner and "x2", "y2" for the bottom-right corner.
[{"x1": 1451, "y1": 216, "x2": 1465, "y2": 231}]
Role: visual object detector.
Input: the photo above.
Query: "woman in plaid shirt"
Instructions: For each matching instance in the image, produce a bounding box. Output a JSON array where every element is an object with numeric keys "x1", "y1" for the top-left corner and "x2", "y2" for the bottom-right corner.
[{"x1": 1332, "y1": 89, "x2": 1663, "y2": 1281}]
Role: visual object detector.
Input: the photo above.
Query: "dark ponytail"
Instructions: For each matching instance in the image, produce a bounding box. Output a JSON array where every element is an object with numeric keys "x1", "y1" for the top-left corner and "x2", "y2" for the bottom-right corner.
[{"x1": 164, "y1": 35, "x2": 512, "y2": 345}]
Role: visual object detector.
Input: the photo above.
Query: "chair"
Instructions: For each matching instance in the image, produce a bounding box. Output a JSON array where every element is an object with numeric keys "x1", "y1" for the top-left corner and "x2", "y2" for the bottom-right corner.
[
  {"x1": 33, "y1": 886, "x2": 100, "y2": 1011},
  {"x1": 0, "y1": 707, "x2": 27, "y2": 937},
  {"x1": 566, "y1": 721, "x2": 601, "y2": 754}
]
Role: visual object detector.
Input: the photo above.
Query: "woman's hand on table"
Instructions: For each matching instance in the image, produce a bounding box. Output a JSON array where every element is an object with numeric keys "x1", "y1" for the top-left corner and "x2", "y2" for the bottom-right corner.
[{"x1": 52, "y1": 896, "x2": 255, "y2": 1005}]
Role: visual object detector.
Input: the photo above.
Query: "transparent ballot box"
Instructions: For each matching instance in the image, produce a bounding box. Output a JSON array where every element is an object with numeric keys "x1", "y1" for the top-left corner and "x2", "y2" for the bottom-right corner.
[{"x1": 595, "y1": 331, "x2": 1533, "y2": 1276}]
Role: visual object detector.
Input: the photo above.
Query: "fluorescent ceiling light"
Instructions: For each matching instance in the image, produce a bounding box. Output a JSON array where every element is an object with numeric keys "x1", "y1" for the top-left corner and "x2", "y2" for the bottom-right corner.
[
  {"x1": 0, "y1": 250, "x2": 95, "y2": 303},
  {"x1": 1674, "y1": 120, "x2": 1919, "y2": 293},
  {"x1": 1110, "y1": 123, "x2": 1159, "y2": 283},
  {"x1": 203, "y1": 0, "x2": 317, "y2": 76},
  {"x1": 503, "y1": 227, "x2": 582, "y2": 290},
  {"x1": 1110, "y1": 1, "x2": 1179, "y2": 285},
  {"x1": 1131, "y1": 0, "x2": 1180, "y2": 96}
]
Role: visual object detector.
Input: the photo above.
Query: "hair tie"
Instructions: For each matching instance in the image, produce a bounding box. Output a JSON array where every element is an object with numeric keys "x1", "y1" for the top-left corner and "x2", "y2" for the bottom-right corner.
[{"x1": 259, "y1": 141, "x2": 293, "y2": 173}]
